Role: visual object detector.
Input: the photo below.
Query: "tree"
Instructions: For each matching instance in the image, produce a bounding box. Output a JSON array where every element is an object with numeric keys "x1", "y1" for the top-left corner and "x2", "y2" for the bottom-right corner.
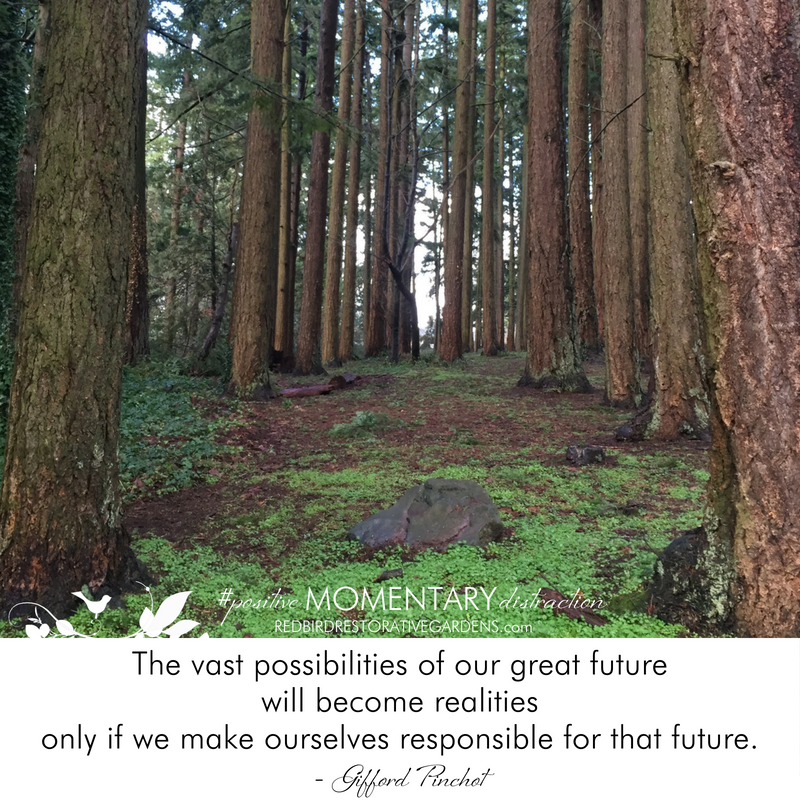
[
  {"x1": 642, "y1": 0, "x2": 707, "y2": 440},
  {"x1": 567, "y1": 0, "x2": 598, "y2": 352},
  {"x1": 365, "y1": 0, "x2": 392, "y2": 358},
  {"x1": 0, "y1": 0, "x2": 148, "y2": 617},
  {"x1": 440, "y1": 0, "x2": 474, "y2": 362},
  {"x1": 321, "y1": 0, "x2": 356, "y2": 367},
  {"x1": 628, "y1": 0, "x2": 650, "y2": 360},
  {"x1": 519, "y1": 0, "x2": 589, "y2": 392},
  {"x1": 481, "y1": 0, "x2": 499, "y2": 357},
  {"x1": 597, "y1": 0, "x2": 639, "y2": 407},
  {"x1": 295, "y1": 0, "x2": 338, "y2": 375},
  {"x1": 338, "y1": 0, "x2": 366, "y2": 363},
  {"x1": 673, "y1": 0, "x2": 800, "y2": 636},
  {"x1": 229, "y1": 0, "x2": 285, "y2": 393}
]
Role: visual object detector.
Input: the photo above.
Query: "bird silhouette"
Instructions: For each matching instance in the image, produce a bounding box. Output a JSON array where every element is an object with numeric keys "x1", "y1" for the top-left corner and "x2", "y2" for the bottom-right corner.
[{"x1": 71, "y1": 592, "x2": 112, "y2": 620}]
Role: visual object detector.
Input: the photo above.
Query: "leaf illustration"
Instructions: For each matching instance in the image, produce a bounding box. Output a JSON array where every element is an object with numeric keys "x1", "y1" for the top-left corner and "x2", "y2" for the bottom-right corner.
[
  {"x1": 142, "y1": 591, "x2": 192, "y2": 636},
  {"x1": 56, "y1": 619, "x2": 76, "y2": 636},
  {"x1": 25, "y1": 623, "x2": 49, "y2": 638},
  {"x1": 139, "y1": 606, "x2": 156, "y2": 632},
  {"x1": 163, "y1": 619, "x2": 199, "y2": 638},
  {"x1": 198, "y1": 633, "x2": 210, "y2": 639},
  {"x1": 152, "y1": 591, "x2": 191, "y2": 628}
]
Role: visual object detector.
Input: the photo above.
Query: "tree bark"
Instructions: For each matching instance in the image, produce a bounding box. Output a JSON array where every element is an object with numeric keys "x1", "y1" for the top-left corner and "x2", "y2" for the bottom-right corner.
[
  {"x1": 481, "y1": 0, "x2": 498, "y2": 356},
  {"x1": 568, "y1": 0, "x2": 599, "y2": 352},
  {"x1": 598, "y1": 0, "x2": 639, "y2": 406},
  {"x1": 277, "y1": 16, "x2": 309, "y2": 373},
  {"x1": 274, "y1": 3, "x2": 293, "y2": 360},
  {"x1": 338, "y1": 0, "x2": 365, "y2": 363},
  {"x1": 365, "y1": 0, "x2": 391, "y2": 357},
  {"x1": 460, "y1": 0, "x2": 477, "y2": 352},
  {"x1": 674, "y1": 0, "x2": 800, "y2": 636},
  {"x1": 441, "y1": 0, "x2": 474, "y2": 362},
  {"x1": 520, "y1": 0, "x2": 590, "y2": 393},
  {"x1": 516, "y1": 124, "x2": 528, "y2": 351},
  {"x1": 295, "y1": 0, "x2": 338, "y2": 375},
  {"x1": 644, "y1": 0, "x2": 708, "y2": 440},
  {"x1": 229, "y1": 0, "x2": 285, "y2": 392},
  {"x1": 628, "y1": 0, "x2": 651, "y2": 361},
  {"x1": 164, "y1": 64, "x2": 191, "y2": 354},
  {"x1": 0, "y1": 0, "x2": 148, "y2": 618},
  {"x1": 321, "y1": 0, "x2": 356, "y2": 367}
]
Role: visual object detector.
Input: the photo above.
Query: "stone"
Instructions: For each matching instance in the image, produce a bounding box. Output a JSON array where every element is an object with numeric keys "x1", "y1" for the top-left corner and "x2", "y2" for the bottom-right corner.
[
  {"x1": 348, "y1": 479, "x2": 504, "y2": 550},
  {"x1": 566, "y1": 445, "x2": 605, "y2": 465}
]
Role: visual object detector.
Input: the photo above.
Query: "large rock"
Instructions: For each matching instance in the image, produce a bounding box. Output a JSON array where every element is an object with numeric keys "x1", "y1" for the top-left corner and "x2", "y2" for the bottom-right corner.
[{"x1": 348, "y1": 479, "x2": 504, "y2": 550}]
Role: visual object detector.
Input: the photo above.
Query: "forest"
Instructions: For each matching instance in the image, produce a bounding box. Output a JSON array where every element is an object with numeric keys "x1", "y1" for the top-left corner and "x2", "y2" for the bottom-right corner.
[{"x1": 0, "y1": 0, "x2": 798, "y2": 639}]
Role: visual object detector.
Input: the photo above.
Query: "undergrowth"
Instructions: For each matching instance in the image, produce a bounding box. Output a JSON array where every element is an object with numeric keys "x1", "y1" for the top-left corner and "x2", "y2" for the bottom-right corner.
[{"x1": 1, "y1": 353, "x2": 711, "y2": 639}]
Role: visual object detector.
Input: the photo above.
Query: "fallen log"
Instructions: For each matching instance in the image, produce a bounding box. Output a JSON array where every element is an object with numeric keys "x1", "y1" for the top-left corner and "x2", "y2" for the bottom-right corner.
[{"x1": 278, "y1": 385, "x2": 333, "y2": 398}]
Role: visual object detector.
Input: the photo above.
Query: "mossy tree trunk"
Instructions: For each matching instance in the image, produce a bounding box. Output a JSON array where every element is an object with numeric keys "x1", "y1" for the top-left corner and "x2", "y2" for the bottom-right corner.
[
  {"x1": 0, "y1": 0, "x2": 148, "y2": 618},
  {"x1": 674, "y1": 0, "x2": 800, "y2": 636},
  {"x1": 520, "y1": 0, "x2": 590, "y2": 393},
  {"x1": 230, "y1": 0, "x2": 285, "y2": 393}
]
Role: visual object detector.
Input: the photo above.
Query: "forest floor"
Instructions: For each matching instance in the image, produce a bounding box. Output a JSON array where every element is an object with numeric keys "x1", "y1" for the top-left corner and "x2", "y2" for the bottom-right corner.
[{"x1": 9, "y1": 352, "x2": 713, "y2": 638}]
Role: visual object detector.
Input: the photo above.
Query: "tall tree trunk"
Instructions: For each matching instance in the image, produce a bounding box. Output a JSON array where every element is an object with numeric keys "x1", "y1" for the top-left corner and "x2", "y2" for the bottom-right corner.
[
  {"x1": 628, "y1": 0, "x2": 650, "y2": 361},
  {"x1": 278, "y1": 15, "x2": 309, "y2": 373},
  {"x1": 441, "y1": 0, "x2": 474, "y2": 362},
  {"x1": 294, "y1": 0, "x2": 338, "y2": 375},
  {"x1": 598, "y1": 0, "x2": 639, "y2": 406},
  {"x1": 460, "y1": 0, "x2": 478, "y2": 352},
  {"x1": 643, "y1": 0, "x2": 708, "y2": 440},
  {"x1": 200, "y1": 221, "x2": 238, "y2": 359},
  {"x1": 568, "y1": 0, "x2": 599, "y2": 352},
  {"x1": 516, "y1": 125, "x2": 528, "y2": 351},
  {"x1": 588, "y1": 0, "x2": 604, "y2": 341},
  {"x1": 164, "y1": 65, "x2": 191, "y2": 354},
  {"x1": 481, "y1": 0, "x2": 498, "y2": 356},
  {"x1": 365, "y1": 0, "x2": 391, "y2": 357},
  {"x1": 230, "y1": 0, "x2": 285, "y2": 393},
  {"x1": 495, "y1": 36, "x2": 506, "y2": 351},
  {"x1": 673, "y1": 0, "x2": 800, "y2": 636},
  {"x1": 322, "y1": 0, "x2": 356, "y2": 367},
  {"x1": 126, "y1": 21, "x2": 149, "y2": 365},
  {"x1": 362, "y1": 46, "x2": 373, "y2": 340},
  {"x1": 185, "y1": 123, "x2": 209, "y2": 351},
  {"x1": 506, "y1": 170, "x2": 516, "y2": 351},
  {"x1": 437, "y1": 0, "x2": 450, "y2": 355},
  {"x1": 520, "y1": 0, "x2": 590, "y2": 392},
  {"x1": 0, "y1": 0, "x2": 148, "y2": 618},
  {"x1": 398, "y1": 0, "x2": 416, "y2": 357},
  {"x1": 274, "y1": 3, "x2": 293, "y2": 361},
  {"x1": 338, "y1": 0, "x2": 365, "y2": 363}
]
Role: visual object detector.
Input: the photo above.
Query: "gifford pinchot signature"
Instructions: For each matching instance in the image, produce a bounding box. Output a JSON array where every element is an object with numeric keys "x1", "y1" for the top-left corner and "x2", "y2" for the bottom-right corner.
[{"x1": 331, "y1": 764, "x2": 495, "y2": 796}]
